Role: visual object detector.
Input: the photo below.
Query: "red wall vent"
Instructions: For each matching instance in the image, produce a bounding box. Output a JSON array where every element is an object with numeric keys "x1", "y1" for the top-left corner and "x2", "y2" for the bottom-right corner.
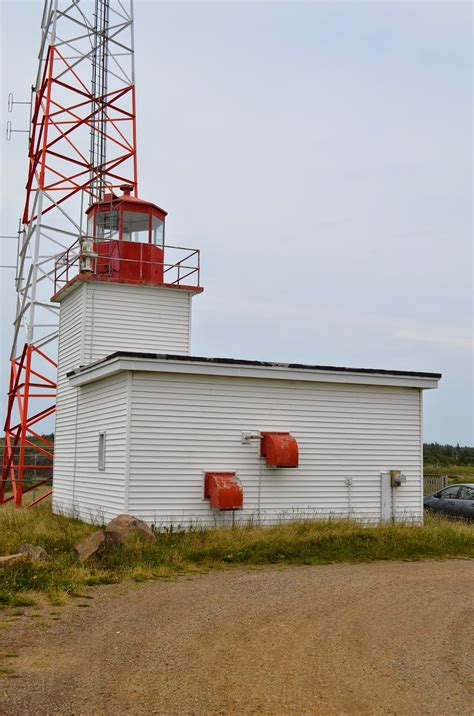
[
  {"x1": 260, "y1": 432, "x2": 299, "y2": 468},
  {"x1": 204, "y1": 472, "x2": 243, "y2": 510}
]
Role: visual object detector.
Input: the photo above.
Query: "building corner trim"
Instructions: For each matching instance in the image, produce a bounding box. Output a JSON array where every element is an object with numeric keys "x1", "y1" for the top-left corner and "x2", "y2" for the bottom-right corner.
[
  {"x1": 420, "y1": 389, "x2": 424, "y2": 526},
  {"x1": 123, "y1": 372, "x2": 133, "y2": 513}
]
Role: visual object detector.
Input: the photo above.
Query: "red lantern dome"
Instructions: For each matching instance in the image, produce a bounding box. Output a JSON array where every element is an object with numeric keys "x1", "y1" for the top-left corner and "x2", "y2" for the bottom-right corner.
[
  {"x1": 84, "y1": 185, "x2": 167, "y2": 285},
  {"x1": 53, "y1": 186, "x2": 201, "y2": 297},
  {"x1": 86, "y1": 184, "x2": 167, "y2": 246}
]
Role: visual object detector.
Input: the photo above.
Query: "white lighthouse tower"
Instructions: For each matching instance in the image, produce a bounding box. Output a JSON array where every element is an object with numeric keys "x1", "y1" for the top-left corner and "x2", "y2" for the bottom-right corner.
[{"x1": 51, "y1": 187, "x2": 202, "y2": 513}]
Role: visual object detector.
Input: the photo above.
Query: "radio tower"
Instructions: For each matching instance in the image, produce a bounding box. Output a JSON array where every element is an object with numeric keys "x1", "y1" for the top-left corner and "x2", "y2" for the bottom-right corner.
[{"x1": 1, "y1": 0, "x2": 137, "y2": 506}]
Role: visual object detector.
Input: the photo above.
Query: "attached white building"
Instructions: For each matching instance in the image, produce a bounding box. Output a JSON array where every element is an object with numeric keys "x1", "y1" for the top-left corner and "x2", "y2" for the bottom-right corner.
[{"x1": 51, "y1": 188, "x2": 441, "y2": 527}]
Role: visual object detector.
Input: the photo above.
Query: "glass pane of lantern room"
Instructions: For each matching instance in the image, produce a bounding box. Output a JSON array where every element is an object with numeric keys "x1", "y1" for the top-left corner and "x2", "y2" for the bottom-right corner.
[
  {"x1": 122, "y1": 210, "x2": 150, "y2": 242},
  {"x1": 151, "y1": 215, "x2": 164, "y2": 246},
  {"x1": 96, "y1": 210, "x2": 119, "y2": 241}
]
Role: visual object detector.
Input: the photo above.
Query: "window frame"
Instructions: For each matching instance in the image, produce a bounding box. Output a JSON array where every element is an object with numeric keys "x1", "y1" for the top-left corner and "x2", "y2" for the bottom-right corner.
[
  {"x1": 458, "y1": 486, "x2": 474, "y2": 500},
  {"x1": 438, "y1": 485, "x2": 461, "y2": 500},
  {"x1": 98, "y1": 431, "x2": 106, "y2": 471},
  {"x1": 121, "y1": 208, "x2": 150, "y2": 243}
]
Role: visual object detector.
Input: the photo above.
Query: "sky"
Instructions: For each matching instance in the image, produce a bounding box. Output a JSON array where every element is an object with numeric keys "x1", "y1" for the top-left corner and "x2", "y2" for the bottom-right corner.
[{"x1": 0, "y1": 0, "x2": 472, "y2": 444}]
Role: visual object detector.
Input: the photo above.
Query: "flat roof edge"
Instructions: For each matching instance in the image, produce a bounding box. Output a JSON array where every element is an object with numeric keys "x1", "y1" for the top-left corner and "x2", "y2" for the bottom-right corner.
[
  {"x1": 67, "y1": 351, "x2": 441, "y2": 389},
  {"x1": 52, "y1": 276, "x2": 203, "y2": 302}
]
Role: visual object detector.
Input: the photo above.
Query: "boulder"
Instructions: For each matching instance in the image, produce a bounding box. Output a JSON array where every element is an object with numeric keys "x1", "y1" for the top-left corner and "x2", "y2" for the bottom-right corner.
[
  {"x1": 74, "y1": 530, "x2": 114, "y2": 562},
  {"x1": 0, "y1": 553, "x2": 28, "y2": 568},
  {"x1": 105, "y1": 514, "x2": 156, "y2": 545},
  {"x1": 74, "y1": 515, "x2": 156, "y2": 561},
  {"x1": 18, "y1": 543, "x2": 51, "y2": 562}
]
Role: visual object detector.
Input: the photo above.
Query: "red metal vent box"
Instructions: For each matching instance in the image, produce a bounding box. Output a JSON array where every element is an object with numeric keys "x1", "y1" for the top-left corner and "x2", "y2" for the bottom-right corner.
[
  {"x1": 204, "y1": 472, "x2": 243, "y2": 510},
  {"x1": 260, "y1": 432, "x2": 299, "y2": 468}
]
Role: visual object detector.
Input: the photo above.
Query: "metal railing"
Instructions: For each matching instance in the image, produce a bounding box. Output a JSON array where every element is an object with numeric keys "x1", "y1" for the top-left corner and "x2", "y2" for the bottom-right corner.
[{"x1": 54, "y1": 237, "x2": 200, "y2": 293}]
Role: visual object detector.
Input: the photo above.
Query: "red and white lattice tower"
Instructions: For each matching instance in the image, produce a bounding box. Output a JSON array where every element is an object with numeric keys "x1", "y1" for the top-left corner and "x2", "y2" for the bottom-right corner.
[{"x1": 1, "y1": 0, "x2": 137, "y2": 506}]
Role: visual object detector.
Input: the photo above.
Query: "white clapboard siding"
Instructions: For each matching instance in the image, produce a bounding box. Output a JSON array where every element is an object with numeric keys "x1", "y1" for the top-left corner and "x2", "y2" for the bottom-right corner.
[
  {"x1": 127, "y1": 372, "x2": 423, "y2": 527},
  {"x1": 53, "y1": 278, "x2": 429, "y2": 528},
  {"x1": 52, "y1": 283, "x2": 86, "y2": 513},
  {"x1": 82, "y1": 282, "x2": 192, "y2": 362},
  {"x1": 53, "y1": 279, "x2": 194, "y2": 519},
  {"x1": 60, "y1": 373, "x2": 129, "y2": 523}
]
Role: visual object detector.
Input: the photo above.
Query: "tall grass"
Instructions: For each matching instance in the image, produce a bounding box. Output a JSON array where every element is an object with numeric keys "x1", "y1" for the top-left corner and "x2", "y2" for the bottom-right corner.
[
  {"x1": 0, "y1": 505, "x2": 472, "y2": 606},
  {"x1": 425, "y1": 465, "x2": 474, "y2": 481}
]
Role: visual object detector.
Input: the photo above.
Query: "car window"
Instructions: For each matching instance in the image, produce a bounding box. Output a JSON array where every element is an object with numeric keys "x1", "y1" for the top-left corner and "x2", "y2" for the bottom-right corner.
[
  {"x1": 458, "y1": 486, "x2": 474, "y2": 500},
  {"x1": 439, "y1": 486, "x2": 460, "y2": 499}
]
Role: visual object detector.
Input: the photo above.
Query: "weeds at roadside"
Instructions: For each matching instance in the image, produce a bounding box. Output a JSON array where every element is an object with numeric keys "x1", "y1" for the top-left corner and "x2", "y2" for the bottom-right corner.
[
  {"x1": 0, "y1": 504, "x2": 472, "y2": 606},
  {"x1": 0, "y1": 592, "x2": 36, "y2": 608},
  {"x1": 48, "y1": 591, "x2": 68, "y2": 606},
  {"x1": 0, "y1": 667, "x2": 16, "y2": 676}
]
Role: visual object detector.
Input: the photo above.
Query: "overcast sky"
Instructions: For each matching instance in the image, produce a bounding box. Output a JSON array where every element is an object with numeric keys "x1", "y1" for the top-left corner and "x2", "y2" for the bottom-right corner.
[{"x1": 0, "y1": 0, "x2": 472, "y2": 444}]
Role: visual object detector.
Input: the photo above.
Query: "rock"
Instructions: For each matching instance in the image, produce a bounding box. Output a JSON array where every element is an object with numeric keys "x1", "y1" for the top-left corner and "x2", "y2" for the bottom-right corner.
[
  {"x1": 18, "y1": 543, "x2": 51, "y2": 562},
  {"x1": 0, "y1": 553, "x2": 28, "y2": 567},
  {"x1": 74, "y1": 530, "x2": 114, "y2": 562},
  {"x1": 105, "y1": 514, "x2": 156, "y2": 545},
  {"x1": 74, "y1": 515, "x2": 156, "y2": 561}
]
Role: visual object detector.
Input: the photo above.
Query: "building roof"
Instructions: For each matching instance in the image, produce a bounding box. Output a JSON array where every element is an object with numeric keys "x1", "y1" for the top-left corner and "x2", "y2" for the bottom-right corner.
[{"x1": 67, "y1": 351, "x2": 441, "y2": 390}]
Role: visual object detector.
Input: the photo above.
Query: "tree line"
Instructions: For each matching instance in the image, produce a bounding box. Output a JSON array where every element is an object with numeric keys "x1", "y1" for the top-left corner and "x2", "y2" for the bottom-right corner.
[{"x1": 423, "y1": 443, "x2": 474, "y2": 466}]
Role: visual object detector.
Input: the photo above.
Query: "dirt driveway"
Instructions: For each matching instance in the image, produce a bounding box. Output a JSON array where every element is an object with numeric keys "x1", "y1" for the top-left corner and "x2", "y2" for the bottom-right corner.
[{"x1": 1, "y1": 560, "x2": 472, "y2": 715}]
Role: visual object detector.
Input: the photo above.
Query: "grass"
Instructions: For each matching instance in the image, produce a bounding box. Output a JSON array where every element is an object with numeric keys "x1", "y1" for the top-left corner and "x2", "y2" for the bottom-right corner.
[
  {"x1": 0, "y1": 504, "x2": 472, "y2": 606},
  {"x1": 0, "y1": 666, "x2": 16, "y2": 676},
  {"x1": 425, "y1": 465, "x2": 474, "y2": 482},
  {"x1": 0, "y1": 593, "x2": 36, "y2": 608}
]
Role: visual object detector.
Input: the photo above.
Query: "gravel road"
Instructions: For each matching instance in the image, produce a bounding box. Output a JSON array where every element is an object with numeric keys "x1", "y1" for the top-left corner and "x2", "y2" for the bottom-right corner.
[{"x1": 1, "y1": 560, "x2": 473, "y2": 715}]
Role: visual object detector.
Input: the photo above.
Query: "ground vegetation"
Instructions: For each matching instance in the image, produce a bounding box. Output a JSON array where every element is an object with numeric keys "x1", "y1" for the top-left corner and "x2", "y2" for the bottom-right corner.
[{"x1": 0, "y1": 505, "x2": 472, "y2": 607}]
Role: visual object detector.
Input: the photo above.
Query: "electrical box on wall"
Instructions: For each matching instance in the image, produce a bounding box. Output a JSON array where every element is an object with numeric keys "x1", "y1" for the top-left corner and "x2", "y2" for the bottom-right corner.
[
  {"x1": 260, "y1": 432, "x2": 299, "y2": 468},
  {"x1": 390, "y1": 470, "x2": 407, "y2": 487}
]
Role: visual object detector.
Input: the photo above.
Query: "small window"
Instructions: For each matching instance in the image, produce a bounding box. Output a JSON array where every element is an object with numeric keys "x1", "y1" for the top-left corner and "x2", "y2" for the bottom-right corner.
[
  {"x1": 151, "y1": 215, "x2": 164, "y2": 246},
  {"x1": 458, "y1": 486, "x2": 474, "y2": 500},
  {"x1": 96, "y1": 210, "x2": 119, "y2": 241},
  {"x1": 98, "y1": 432, "x2": 106, "y2": 470},
  {"x1": 87, "y1": 214, "x2": 94, "y2": 238},
  {"x1": 122, "y1": 210, "x2": 149, "y2": 243},
  {"x1": 439, "y1": 486, "x2": 460, "y2": 499}
]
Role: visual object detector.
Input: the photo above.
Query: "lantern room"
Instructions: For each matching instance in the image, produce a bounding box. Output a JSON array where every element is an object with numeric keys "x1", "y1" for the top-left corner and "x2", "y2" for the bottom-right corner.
[
  {"x1": 87, "y1": 185, "x2": 166, "y2": 247},
  {"x1": 53, "y1": 185, "x2": 201, "y2": 296},
  {"x1": 82, "y1": 185, "x2": 169, "y2": 286},
  {"x1": 86, "y1": 184, "x2": 166, "y2": 246}
]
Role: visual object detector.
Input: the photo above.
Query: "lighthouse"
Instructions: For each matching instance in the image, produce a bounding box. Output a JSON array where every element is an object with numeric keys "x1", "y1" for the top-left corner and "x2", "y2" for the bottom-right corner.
[
  {"x1": 2, "y1": 1, "x2": 441, "y2": 524},
  {"x1": 83, "y1": 185, "x2": 167, "y2": 284},
  {"x1": 51, "y1": 189, "x2": 202, "y2": 513},
  {"x1": 53, "y1": 186, "x2": 201, "y2": 356},
  {"x1": 50, "y1": 192, "x2": 440, "y2": 526}
]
